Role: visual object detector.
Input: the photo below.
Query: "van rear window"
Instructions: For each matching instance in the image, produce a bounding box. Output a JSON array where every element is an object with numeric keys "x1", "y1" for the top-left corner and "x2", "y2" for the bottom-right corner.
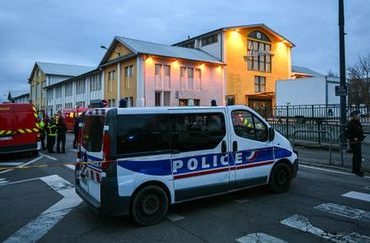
[{"x1": 82, "y1": 116, "x2": 105, "y2": 152}]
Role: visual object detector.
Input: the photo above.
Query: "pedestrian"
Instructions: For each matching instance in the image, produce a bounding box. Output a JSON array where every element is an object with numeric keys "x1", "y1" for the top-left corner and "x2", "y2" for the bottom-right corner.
[
  {"x1": 73, "y1": 115, "x2": 80, "y2": 149},
  {"x1": 345, "y1": 110, "x2": 366, "y2": 177},
  {"x1": 39, "y1": 119, "x2": 46, "y2": 150},
  {"x1": 47, "y1": 118, "x2": 57, "y2": 153},
  {"x1": 211, "y1": 99, "x2": 217, "y2": 106},
  {"x1": 56, "y1": 117, "x2": 67, "y2": 153}
]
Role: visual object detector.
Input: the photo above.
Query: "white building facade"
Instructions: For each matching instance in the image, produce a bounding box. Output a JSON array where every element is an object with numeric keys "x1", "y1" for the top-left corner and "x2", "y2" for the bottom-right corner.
[{"x1": 45, "y1": 69, "x2": 102, "y2": 116}]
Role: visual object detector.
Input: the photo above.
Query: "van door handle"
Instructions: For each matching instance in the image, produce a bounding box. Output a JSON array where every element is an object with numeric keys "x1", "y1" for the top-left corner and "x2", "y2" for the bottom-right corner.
[
  {"x1": 233, "y1": 141, "x2": 238, "y2": 152},
  {"x1": 221, "y1": 140, "x2": 227, "y2": 155}
]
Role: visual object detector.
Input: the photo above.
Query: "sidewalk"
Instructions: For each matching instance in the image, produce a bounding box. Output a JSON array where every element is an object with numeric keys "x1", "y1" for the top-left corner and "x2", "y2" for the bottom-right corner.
[{"x1": 295, "y1": 143, "x2": 370, "y2": 174}]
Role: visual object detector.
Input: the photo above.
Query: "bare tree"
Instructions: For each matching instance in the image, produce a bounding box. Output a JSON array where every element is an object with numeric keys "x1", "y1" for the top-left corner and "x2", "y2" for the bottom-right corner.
[{"x1": 347, "y1": 54, "x2": 370, "y2": 106}]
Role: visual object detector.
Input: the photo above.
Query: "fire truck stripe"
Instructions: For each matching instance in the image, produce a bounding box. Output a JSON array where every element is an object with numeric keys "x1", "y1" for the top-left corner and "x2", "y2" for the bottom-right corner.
[
  {"x1": 6, "y1": 130, "x2": 12, "y2": 135},
  {"x1": 18, "y1": 129, "x2": 25, "y2": 133},
  {"x1": 26, "y1": 129, "x2": 32, "y2": 133}
]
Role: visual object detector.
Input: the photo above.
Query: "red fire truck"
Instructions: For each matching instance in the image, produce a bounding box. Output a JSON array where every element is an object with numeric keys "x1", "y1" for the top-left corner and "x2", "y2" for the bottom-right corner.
[
  {"x1": 58, "y1": 107, "x2": 89, "y2": 132},
  {"x1": 0, "y1": 103, "x2": 40, "y2": 155}
]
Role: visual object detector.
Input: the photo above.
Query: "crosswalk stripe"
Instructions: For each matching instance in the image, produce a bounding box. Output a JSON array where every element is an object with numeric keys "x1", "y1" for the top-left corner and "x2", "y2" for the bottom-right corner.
[
  {"x1": 0, "y1": 178, "x2": 7, "y2": 181},
  {"x1": 0, "y1": 180, "x2": 9, "y2": 185},
  {"x1": 281, "y1": 214, "x2": 370, "y2": 242},
  {"x1": 314, "y1": 203, "x2": 370, "y2": 222},
  {"x1": 342, "y1": 191, "x2": 370, "y2": 203},
  {"x1": 236, "y1": 233, "x2": 287, "y2": 243},
  {"x1": 166, "y1": 213, "x2": 185, "y2": 222},
  {"x1": 0, "y1": 162, "x2": 23, "y2": 166}
]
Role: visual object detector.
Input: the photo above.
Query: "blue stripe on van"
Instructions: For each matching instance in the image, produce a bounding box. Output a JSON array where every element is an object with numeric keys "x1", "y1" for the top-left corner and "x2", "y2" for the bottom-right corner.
[
  {"x1": 275, "y1": 147, "x2": 293, "y2": 158},
  {"x1": 116, "y1": 147, "x2": 293, "y2": 177},
  {"x1": 117, "y1": 159, "x2": 171, "y2": 176}
]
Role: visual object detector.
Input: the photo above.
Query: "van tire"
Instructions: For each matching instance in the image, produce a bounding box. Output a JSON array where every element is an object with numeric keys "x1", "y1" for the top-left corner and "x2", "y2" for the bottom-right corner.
[
  {"x1": 131, "y1": 185, "x2": 168, "y2": 226},
  {"x1": 269, "y1": 163, "x2": 291, "y2": 193}
]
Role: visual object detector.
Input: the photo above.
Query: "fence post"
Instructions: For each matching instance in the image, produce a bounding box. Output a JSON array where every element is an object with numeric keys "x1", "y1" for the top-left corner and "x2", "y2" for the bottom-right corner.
[{"x1": 286, "y1": 105, "x2": 289, "y2": 139}]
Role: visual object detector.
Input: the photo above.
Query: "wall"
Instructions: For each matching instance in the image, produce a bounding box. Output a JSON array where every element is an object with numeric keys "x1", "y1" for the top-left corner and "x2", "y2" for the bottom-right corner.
[
  {"x1": 199, "y1": 33, "x2": 223, "y2": 60},
  {"x1": 224, "y1": 27, "x2": 292, "y2": 105},
  {"x1": 143, "y1": 56, "x2": 224, "y2": 107},
  {"x1": 120, "y1": 58, "x2": 137, "y2": 104}
]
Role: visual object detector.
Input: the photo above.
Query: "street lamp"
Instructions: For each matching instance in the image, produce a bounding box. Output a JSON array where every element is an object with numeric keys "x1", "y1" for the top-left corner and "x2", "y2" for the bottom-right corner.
[
  {"x1": 100, "y1": 45, "x2": 120, "y2": 56},
  {"x1": 338, "y1": 0, "x2": 347, "y2": 165}
]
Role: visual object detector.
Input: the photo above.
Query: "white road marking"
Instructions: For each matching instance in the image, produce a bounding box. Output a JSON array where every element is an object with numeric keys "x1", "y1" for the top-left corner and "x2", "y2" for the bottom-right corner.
[
  {"x1": 281, "y1": 214, "x2": 370, "y2": 242},
  {"x1": 0, "y1": 162, "x2": 23, "y2": 166},
  {"x1": 300, "y1": 165, "x2": 370, "y2": 178},
  {"x1": 364, "y1": 186, "x2": 370, "y2": 191},
  {"x1": 39, "y1": 152, "x2": 57, "y2": 161},
  {"x1": 314, "y1": 203, "x2": 370, "y2": 222},
  {"x1": 236, "y1": 233, "x2": 287, "y2": 243},
  {"x1": 342, "y1": 191, "x2": 370, "y2": 203},
  {"x1": 0, "y1": 179, "x2": 9, "y2": 185},
  {"x1": 4, "y1": 175, "x2": 82, "y2": 243},
  {"x1": 65, "y1": 164, "x2": 75, "y2": 170},
  {"x1": 0, "y1": 155, "x2": 43, "y2": 175},
  {"x1": 0, "y1": 177, "x2": 40, "y2": 187},
  {"x1": 166, "y1": 213, "x2": 185, "y2": 222},
  {"x1": 234, "y1": 198, "x2": 251, "y2": 204},
  {"x1": 70, "y1": 149, "x2": 77, "y2": 152}
]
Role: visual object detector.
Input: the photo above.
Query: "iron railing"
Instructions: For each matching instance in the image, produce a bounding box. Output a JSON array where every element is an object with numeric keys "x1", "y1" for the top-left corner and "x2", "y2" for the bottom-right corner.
[{"x1": 253, "y1": 104, "x2": 370, "y2": 144}]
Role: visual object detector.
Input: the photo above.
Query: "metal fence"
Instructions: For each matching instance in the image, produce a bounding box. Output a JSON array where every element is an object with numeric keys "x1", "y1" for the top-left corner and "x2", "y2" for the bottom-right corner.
[{"x1": 254, "y1": 104, "x2": 370, "y2": 144}]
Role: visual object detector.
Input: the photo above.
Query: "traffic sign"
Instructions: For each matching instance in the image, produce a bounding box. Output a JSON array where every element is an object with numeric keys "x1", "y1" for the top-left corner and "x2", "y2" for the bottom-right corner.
[{"x1": 335, "y1": 85, "x2": 347, "y2": 96}]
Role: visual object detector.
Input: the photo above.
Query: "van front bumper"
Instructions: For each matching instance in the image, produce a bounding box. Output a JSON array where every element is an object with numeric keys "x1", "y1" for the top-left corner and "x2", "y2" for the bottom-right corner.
[{"x1": 292, "y1": 159, "x2": 298, "y2": 178}]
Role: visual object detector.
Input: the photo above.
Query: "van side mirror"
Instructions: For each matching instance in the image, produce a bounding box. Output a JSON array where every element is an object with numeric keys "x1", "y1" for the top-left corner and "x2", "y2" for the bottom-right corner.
[{"x1": 268, "y1": 127, "x2": 275, "y2": 141}]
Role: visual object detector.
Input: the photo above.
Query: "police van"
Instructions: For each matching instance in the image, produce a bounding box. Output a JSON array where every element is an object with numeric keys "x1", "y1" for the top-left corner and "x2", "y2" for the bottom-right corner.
[{"x1": 75, "y1": 105, "x2": 298, "y2": 225}]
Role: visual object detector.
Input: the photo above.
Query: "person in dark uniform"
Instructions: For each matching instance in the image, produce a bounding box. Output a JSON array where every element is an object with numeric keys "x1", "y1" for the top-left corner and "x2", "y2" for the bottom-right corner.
[
  {"x1": 38, "y1": 119, "x2": 46, "y2": 150},
  {"x1": 56, "y1": 117, "x2": 67, "y2": 153},
  {"x1": 345, "y1": 110, "x2": 366, "y2": 176},
  {"x1": 47, "y1": 118, "x2": 57, "y2": 153},
  {"x1": 73, "y1": 116, "x2": 80, "y2": 149}
]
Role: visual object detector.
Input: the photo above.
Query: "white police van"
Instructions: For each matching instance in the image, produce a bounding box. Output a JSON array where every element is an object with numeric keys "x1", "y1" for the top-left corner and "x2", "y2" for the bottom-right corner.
[{"x1": 75, "y1": 105, "x2": 298, "y2": 225}]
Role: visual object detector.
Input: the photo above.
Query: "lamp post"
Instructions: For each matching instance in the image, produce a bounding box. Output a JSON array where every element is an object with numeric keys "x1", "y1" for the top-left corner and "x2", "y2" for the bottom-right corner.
[
  {"x1": 100, "y1": 45, "x2": 120, "y2": 56},
  {"x1": 339, "y1": 0, "x2": 347, "y2": 165}
]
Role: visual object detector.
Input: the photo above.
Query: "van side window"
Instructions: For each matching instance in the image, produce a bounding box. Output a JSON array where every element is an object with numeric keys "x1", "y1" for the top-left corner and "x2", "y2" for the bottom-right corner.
[
  {"x1": 116, "y1": 114, "x2": 170, "y2": 155},
  {"x1": 171, "y1": 113, "x2": 225, "y2": 152},
  {"x1": 232, "y1": 110, "x2": 268, "y2": 142}
]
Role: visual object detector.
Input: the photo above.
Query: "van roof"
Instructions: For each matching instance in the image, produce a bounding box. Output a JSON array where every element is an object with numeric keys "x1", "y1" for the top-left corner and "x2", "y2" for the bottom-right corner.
[{"x1": 85, "y1": 105, "x2": 249, "y2": 115}]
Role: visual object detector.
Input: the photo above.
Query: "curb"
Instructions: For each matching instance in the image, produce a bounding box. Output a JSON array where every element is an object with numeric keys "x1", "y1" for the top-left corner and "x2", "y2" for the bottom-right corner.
[{"x1": 299, "y1": 160, "x2": 370, "y2": 176}]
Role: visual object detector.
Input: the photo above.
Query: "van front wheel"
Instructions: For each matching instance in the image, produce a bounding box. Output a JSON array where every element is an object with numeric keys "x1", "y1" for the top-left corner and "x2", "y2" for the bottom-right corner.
[
  {"x1": 269, "y1": 163, "x2": 291, "y2": 193},
  {"x1": 131, "y1": 185, "x2": 168, "y2": 226}
]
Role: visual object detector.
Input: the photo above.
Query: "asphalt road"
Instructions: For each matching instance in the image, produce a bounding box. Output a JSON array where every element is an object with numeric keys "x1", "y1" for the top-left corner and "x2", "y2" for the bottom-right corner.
[{"x1": 0, "y1": 134, "x2": 369, "y2": 243}]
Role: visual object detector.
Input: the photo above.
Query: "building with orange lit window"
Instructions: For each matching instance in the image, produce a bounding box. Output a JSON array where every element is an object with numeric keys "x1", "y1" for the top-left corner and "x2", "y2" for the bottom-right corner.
[
  {"x1": 99, "y1": 37, "x2": 225, "y2": 107},
  {"x1": 175, "y1": 24, "x2": 294, "y2": 110}
]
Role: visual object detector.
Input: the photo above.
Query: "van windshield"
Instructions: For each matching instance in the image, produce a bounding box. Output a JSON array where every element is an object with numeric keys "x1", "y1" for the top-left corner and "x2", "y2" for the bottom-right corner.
[{"x1": 82, "y1": 115, "x2": 105, "y2": 152}]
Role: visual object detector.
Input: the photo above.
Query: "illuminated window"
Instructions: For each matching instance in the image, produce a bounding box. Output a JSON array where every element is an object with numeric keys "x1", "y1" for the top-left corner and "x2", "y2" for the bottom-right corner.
[
  {"x1": 254, "y1": 76, "x2": 266, "y2": 93},
  {"x1": 124, "y1": 65, "x2": 133, "y2": 89},
  {"x1": 246, "y1": 31, "x2": 272, "y2": 72},
  {"x1": 155, "y1": 64, "x2": 171, "y2": 89}
]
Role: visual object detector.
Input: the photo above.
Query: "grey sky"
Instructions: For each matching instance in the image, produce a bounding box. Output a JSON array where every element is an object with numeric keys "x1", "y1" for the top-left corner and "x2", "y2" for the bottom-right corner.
[{"x1": 0, "y1": 0, "x2": 369, "y2": 100}]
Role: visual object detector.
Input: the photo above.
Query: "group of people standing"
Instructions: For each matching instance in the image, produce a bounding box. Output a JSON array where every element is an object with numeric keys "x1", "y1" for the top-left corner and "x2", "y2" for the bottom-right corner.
[{"x1": 39, "y1": 117, "x2": 67, "y2": 153}]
